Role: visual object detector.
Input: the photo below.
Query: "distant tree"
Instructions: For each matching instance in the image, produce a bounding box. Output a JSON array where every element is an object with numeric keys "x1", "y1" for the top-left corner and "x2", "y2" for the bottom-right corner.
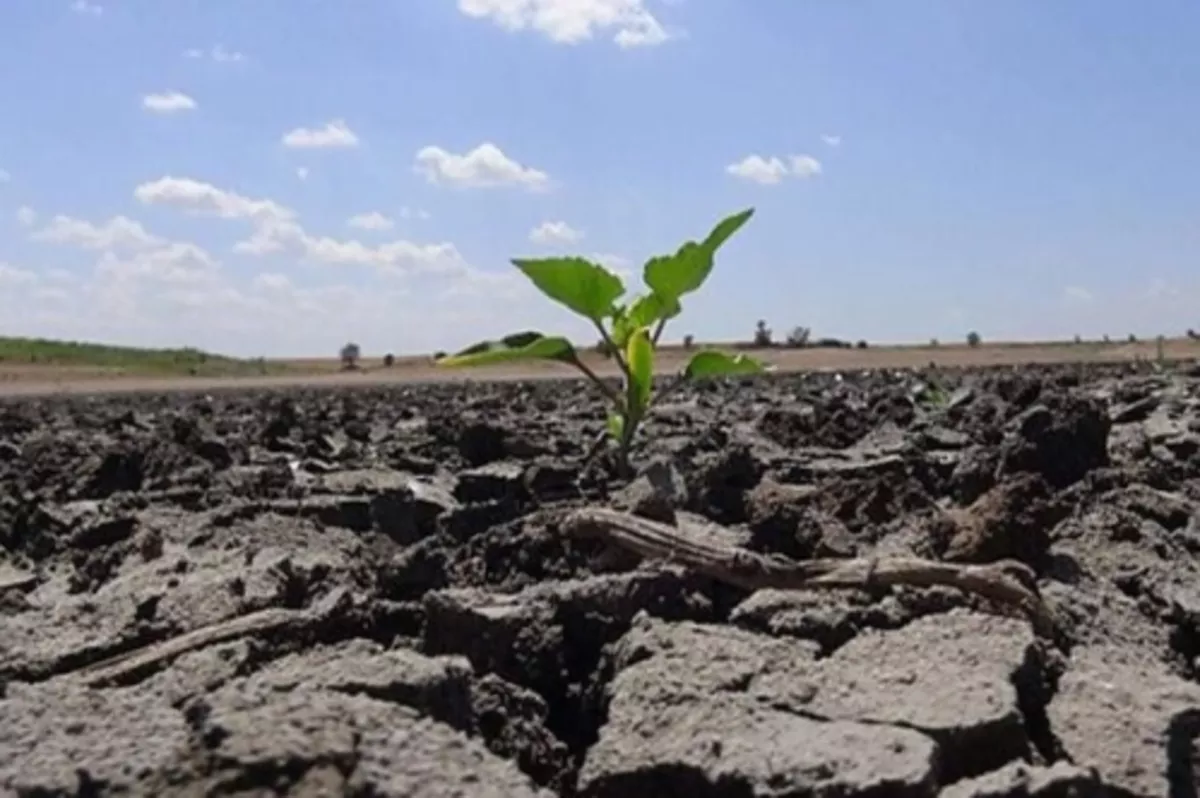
[
  {"x1": 595, "y1": 338, "x2": 616, "y2": 359},
  {"x1": 432, "y1": 351, "x2": 447, "y2": 360},
  {"x1": 1102, "y1": 334, "x2": 1111, "y2": 344},
  {"x1": 1128, "y1": 333, "x2": 1138, "y2": 343},
  {"x1": 856, "y1": 340, "x2": 868, "y2": 349},
  {"x1": 340, "y1": 342, "x2": 361, "y2": 370},
  {"x1": 966, "y1": 331, "x2": 982, "y2": 348},
  {"x1": 785, "y1": 326, "x2": 811, "y2": 348},
  {"x1": 682, "y1": 334, "x2": 695, "y2": 350},
  {"x1": 1188, "y1": 329, "x2": 1199, "y2": 340},
  {"x1": 383, "y1": 353, "x2": 395, "y2": 368},
  {"x1": 930, "y1": 338, "x2": 940, "y2": 348},
  {"x1": 1073, "y1": 334, "x2": 1082, "y2": 345},
  {"x1": 753, "y1": 319, "x2": 773, "y2": 348}
]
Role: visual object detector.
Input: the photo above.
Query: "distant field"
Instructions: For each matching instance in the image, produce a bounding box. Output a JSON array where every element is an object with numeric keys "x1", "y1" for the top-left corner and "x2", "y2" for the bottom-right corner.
[
  {"x1": 0, "y1": 334, "x2": 1196, "y2": 397},
  {"x1": 0, "y1": 337, "x2": 296, "y2": 381}
]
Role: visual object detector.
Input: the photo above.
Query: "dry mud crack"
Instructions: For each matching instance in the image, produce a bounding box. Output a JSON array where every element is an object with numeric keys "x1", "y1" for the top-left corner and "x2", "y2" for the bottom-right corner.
[{"x1": 2, "y1": 362, "x2": 1200, "y2": 796}]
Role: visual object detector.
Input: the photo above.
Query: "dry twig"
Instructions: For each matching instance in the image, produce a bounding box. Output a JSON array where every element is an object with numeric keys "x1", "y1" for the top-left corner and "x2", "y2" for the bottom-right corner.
[
  {"x1": 563, "y1": 507, "x2": 1057, "y2": 640},
  {"x1": 73, "y1": 608, "x2": 308, "y2": 688}
]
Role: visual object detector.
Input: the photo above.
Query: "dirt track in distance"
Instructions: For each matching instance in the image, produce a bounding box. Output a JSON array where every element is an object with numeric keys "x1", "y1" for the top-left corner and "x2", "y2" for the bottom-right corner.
[{"x1": 0, "y1": 338, "x2": 1196, "y2": 398}]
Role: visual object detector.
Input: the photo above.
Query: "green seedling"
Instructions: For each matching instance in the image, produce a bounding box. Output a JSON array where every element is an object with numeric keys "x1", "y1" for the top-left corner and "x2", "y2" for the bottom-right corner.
[{"x1": 436, "y1": 209, "x2": 768, "y2": 473}]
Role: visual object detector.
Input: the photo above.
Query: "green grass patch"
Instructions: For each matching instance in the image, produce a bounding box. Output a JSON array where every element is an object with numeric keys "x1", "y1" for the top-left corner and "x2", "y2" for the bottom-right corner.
[{"x1": 0, "y1": 337, "x2": 290, "y2": 377}]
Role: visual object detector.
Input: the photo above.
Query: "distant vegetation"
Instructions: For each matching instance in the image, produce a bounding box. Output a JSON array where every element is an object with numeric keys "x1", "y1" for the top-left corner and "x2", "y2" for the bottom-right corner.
[{"x1": 0, "y1": 336, "x2": 280, "y2": 377}]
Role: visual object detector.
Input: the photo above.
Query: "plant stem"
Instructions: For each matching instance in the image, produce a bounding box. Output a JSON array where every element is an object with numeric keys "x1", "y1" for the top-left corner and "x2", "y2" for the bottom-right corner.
[
  {"x1": 651, "y1": 318, "x2": 667, "y2": 345},
  {"x1": 593, "y1": 320, "x2": 632, "y2": 381}
]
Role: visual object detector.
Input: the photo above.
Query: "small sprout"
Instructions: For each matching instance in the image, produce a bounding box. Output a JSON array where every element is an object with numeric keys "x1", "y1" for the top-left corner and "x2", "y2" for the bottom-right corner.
[{"x1": 436, "y1": 209, "x2": 768, "y2": 473}]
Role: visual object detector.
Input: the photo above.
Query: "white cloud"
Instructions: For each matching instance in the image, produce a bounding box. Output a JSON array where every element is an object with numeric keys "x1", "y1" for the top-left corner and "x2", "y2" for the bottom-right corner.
[
  {"x1": 253, "y1": 272, "x2": 292, "y2": 291},
  {"x1": 726, "y1": 153, "x2": 822, "y2": 185},
  {"x1": 399, "y1": 206, "x2": 431, "y2": 221},
  {"x1": 16, "y1": 207, "x2": 37, "y2": 227},
  {"x1": 121, "y1": 175, "x2": 461, "y2": 277},
  {"x1": 32, "y1": 215, "x2": 163, "y2": 251},
  {"x1": 30, "y1": 213, "x2": 218, "y2": 290},
  {"x1": 134, "y1": 176, "x2": 295, "y2": 223},
  {"x1": 296, "y1": 167, "x2": 310, "y2": 181},
  {"x1": 0, "y1": 169, "x2": 9, "y2": 183},
  {"x1": 1063, "y1": 286, "x2": 1094, "y2": 305},
  {"x1": 184, "y1": 45, "x2": 245, "y2": 63},
  {"x1": 789, "y1": 154, "x2": 822, "y2": 178},
  {"x1": 70, "y1": 0, "x2": 102, "y2": 15},
  {"x1": 529, "y1": 220, "x2": 583, "y2": 245},
  {"x1": 1146, "y1": 278, "x2": 1181, "y2": 300},
  {"x1": 821, "y1": 134, "x2": 842, "y2": 147},
  {"x1": 726, "y1": 155, "x2": 789, "y2": 185},
  {"x1": 415, "y1": 142, "x2": 550, "y2": 190},
  {"x1": 0, "y1": 263, "x2": 38, "y2": 287},
  {"x1": 234, "y1": 220, "x2": 468, "y2": 277},
  {"x1": 142, "y1": 92, "x2": 198, "y2": 114},
  {"x1": 8, "y1": 182, "x2": 560, "y2": 355},
  {"x1": 281, "y1": 119, "x2": 360, "y2": 149},
  {"x1": 95, "y1": 243, "x2": 219, "y2": 285},
  {"x1": 458, "y1": 0, "x2": 670, "y2": 47},
  {"x1": 347, "y1": 211, "x2": 395, "y2": 231}
]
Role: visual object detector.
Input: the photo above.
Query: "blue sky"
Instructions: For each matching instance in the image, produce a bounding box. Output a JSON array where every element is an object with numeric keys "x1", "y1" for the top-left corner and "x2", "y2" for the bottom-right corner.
[{"x1": 0, "y1": 0, "x2": 1197, "y2": 357}]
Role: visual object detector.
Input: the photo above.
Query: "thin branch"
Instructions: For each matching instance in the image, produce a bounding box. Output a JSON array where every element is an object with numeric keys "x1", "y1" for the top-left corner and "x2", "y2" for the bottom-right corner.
[
  {"x1": 72, "y1": 607, "x2": 308, "y2": 687},
  {"x1": 562, "y1": 507, "x2": 1058, "y2": 642}
]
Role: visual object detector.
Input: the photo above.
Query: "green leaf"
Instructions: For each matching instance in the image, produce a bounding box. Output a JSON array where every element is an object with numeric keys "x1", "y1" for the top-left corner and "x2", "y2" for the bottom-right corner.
[
  {"x1": 703, "y1": 207, "x2": 755, "y2": 254},
  {"x1": 607, "y1": 411, "x2": 624, "y2": 442},
  {"x1": 628, "y1": 291, "x2": 680, "y2": 327},
  {"x1": 612, "y1": 292, "x2": 680, "y2": 347},
  {"x1": 512, "y1": 257, "x2": 625, "y2": 322},
  {"x1": 436, "y1": 331, "x2": 578, "y2": 368},
  {"x1": 626, "y1": 327, "x2": 655, "y2": 414},
  {"x1": 683, "y1": 350, "x2": 766, "y2": 379},
  {"x1": 643, "y1": 208, "x2": 754, "y2": 303}
]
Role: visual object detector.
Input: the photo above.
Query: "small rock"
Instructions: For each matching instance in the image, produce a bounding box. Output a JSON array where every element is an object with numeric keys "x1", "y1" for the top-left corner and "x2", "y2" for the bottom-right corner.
[
  {"x1": 456, "y1": 462, "x2": 527, "y2": 504},
  {"x1": 938, "y1": 761, "x2": 1102, "y2": 798},
  {"x1": 612, "y1": 458, "x2": 688, "y2": 524}
]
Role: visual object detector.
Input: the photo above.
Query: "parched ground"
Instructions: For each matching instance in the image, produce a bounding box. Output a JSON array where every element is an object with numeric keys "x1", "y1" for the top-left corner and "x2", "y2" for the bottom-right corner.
[{"x1": 2, "y1": 359, "x2": 1200, "y2": 796}]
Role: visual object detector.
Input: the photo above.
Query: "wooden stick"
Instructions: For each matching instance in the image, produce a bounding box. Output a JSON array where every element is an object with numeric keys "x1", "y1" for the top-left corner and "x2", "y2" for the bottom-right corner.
[
  {"x1": 563, "y1": 507, "x2": 1058, "y2": 641},
  {"x1": 72, "y1": 607, "x2": 308, "y2": 687}
]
